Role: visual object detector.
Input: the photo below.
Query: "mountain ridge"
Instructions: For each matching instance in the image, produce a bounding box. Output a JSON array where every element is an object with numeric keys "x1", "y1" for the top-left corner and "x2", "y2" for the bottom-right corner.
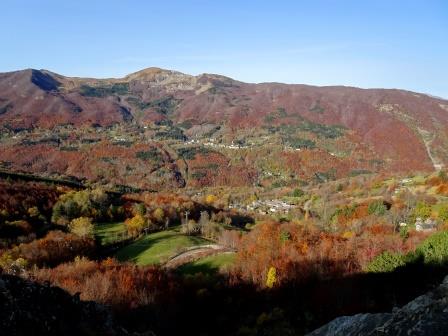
[{"x1": 1, "y1": 67, "x2": 448, "y2": 189}]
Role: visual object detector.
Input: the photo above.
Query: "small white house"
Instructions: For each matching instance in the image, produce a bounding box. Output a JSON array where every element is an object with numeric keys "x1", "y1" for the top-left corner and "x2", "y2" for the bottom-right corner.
[{"x1": 415, "y1": 217, "x2": 437, "y2": 232}]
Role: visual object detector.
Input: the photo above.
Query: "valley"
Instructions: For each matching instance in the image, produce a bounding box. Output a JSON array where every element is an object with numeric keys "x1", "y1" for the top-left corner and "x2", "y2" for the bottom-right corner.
[{"x1": 2, "y1": 67, "x2": 448, "y2": 336}]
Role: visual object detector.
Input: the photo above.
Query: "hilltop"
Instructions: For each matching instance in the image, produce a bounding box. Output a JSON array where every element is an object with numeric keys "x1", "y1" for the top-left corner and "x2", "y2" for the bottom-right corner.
[{"x1": 1, "y1": 68, "x2": 448, "y2": 190}]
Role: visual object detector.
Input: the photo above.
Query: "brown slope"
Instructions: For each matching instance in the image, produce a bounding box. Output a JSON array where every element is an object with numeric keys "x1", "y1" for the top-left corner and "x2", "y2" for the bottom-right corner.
[
  {"x1": 0, "y1": 69, "x2": 131, "y2": 129},
  {"x1": 173, "y1": 82, "x2": 448, "y2": 171},
  {"x1": 1, "y1": 67, "x2": 448, "y2": 173}
]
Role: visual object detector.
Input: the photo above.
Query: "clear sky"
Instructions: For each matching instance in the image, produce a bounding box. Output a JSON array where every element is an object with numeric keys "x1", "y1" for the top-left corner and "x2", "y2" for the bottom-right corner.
[{"x1": 1, "y1": 0, "x2": 447, "y2": 98}]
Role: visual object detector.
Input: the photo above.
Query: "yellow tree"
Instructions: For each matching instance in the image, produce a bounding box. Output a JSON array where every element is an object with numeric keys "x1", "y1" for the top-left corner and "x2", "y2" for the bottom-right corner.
[
  {"x1": 266, "y1": 266, "x2": 277, "y2": 288},
  {"x1": 125, "y1": 214, "x2": 147, "y2": 237},
  {"x1": 153, "y1": 208, "x2": 165, "y2": 223},
  {"x1": 69, "y1": 217, "x2": 94, "y2": 238}
]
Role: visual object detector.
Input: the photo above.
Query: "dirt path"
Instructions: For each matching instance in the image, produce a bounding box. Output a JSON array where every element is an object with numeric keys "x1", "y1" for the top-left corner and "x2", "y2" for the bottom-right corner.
[
  {"x1": 417, "y1": 128, "x2": 443, "y2": 171},
  {"x1": 164, "y1": 244, "x2": 229, "y2": 268}
]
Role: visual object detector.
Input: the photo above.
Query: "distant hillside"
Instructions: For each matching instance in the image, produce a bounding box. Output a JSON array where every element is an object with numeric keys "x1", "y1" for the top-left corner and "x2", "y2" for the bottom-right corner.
[{"x1": 1, "y1": 67, "x2": 448, "y2": 188}]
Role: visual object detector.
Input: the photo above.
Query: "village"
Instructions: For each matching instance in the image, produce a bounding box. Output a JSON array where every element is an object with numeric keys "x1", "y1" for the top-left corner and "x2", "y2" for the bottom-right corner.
[{"x1": 229, "y1": 198, "x2": 295, "y2": 215}]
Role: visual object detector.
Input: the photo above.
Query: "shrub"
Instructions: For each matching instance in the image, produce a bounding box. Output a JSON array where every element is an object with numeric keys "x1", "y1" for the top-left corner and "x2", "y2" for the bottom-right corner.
[
  {"x1": 366, "y1": 251, "x2": 405, "y2": 273},
  {"x1": 125, "y1": 214, "x2": 147, "y2": 237},
  {"x1": 292, "y1": 188, "x2": 304, "y2": 198},
  {"x1": 412, "y1": 202, "x2": 432, "y2": 220},
  {"x1": 415, "y1": 231, "x2": 448, "y2": 265},
  {"x1": 2, "y1": 231, "x2": 94, "y2": 268},
  {"x1": 177, "y1": 146, "x2": 211, "y2": 160},
  {"x1": 437, "y1": 204, "x2": 448, "y2": 222},
  {"x1": 341, "y1": 231, "x2": 355, "y2": 239},
  {"x1": 69, "y1": 217, "x2": 94, "y2": 238},
  {"x1": 205, "y1": 194, "x2": 217, "y2": 205},
  {"x1": 286, "y1": 137, "x2": 316, "y2": 149},
  {"x1": 133, "y1": 203, "x2": 147, "y2": 216},
  {"x1": 399, "y1": 226, "x2": 409, "y2": 240},
  {"x1": 136, "y1": 148, "x2": 162, "y2": 162},
  {"x1": 155, "y1": 127, "x2": 186, "y2": 141},
  {"x1": 153, "y1": 208, "x2": 165, "y2": 223},
  {"x1": 368, "y1": 200, "x2": 387, "y2": 216},
  {"x1": 438, "y1": 170, "x2": 448, "y2": 183},
  {"x1": 31, "y1": 258, "x2": 175, "y2": 308}
]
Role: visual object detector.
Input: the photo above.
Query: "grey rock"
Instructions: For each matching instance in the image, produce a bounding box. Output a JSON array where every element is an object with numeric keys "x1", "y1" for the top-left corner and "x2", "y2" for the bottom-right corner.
[
  {"x1": 307, "y1": 276, "x2": 448, "y2": 336},
  {"x1": 307, "y1": 313, "x2": 391, "y2": 336}
]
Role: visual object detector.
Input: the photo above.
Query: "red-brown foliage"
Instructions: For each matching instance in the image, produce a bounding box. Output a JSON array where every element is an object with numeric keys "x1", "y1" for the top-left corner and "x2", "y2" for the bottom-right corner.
[
  {"x1": 4, "y1": 230, "x2": 94, "y2": 267},
  {"x1": 31, "y1": 258, "x2": 177, "y2": 309},
  {"x1": 231, "y1": 221, "x2": 429, "y2": 287},
  {"x1": 0, "y1": 179, "x2": 63, "y2": 221},
  {"x1": 232, "y1": 222, "x2": 359, "y2": 286}
]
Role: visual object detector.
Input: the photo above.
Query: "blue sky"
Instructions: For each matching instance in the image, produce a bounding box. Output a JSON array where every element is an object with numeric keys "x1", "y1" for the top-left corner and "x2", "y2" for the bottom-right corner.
[{"x1": 1, "y1": 0, "x2": 447, "y2": 98}]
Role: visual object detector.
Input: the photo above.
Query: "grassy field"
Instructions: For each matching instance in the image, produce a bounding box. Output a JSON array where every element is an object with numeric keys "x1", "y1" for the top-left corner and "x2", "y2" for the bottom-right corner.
[
  {"x1": 178, "y1": 252, "x2": 236, "y2": 275},
  {"x1": 115, "y1": 227, "x2": 210, "y2": 265},
  {"x1": 94, "y1": 222, "x2": 127, "y2": 246}
]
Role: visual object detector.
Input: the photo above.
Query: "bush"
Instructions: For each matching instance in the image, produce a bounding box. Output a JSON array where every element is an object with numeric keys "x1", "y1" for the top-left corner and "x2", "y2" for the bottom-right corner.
[
  {"x1": 412, "y1": 202, "x2": 432, "y2": 220},
  {"x1": 69, "y1": 217, "x2": 94, "y2": 238},
  {"x1": 177, "y1": 146, "x2": 211, "y2": 160},
  {"x1": 2, "y1": 231, "x2": 94, "y2": 268},
  {"x1": 399, "y1": 226, "x2": 409, "y2": 240},
  {"x1": 133, "y1": 203, "x2": 147, "y2": 216},
  {"x1": 366, "y1": 251, "x2": 406, "y2": 273},
  {"x1": 153, "y1": 208, "x2": 165, "y2": 223},
  {"x1": 292, "y1": 188, "x2": 304, "y2": 198},
  {"x1": 286, "y1": 137, "x2": 316, "y2": 149},
  {"x1": 31, "y1": 258, "x2": 175, "y2": 308},
  {"x1": 125, "y1": 214, "x2": 147, "y2": 237},
  {"x1": 368, "y1": 200, "x2": 387, "y2": 216},
  {"x1": 437, "y1": 204, "x2": 448, "y2": 222},
  {"x1": 51, "y1": 189, "x2": 114, "y2": 225},
  {"x1": 136, "y1": 148, "x2": 162, "y2": 162},
  {"x1": 415, "y1": 231, "x2": 448, "y2": 265}
]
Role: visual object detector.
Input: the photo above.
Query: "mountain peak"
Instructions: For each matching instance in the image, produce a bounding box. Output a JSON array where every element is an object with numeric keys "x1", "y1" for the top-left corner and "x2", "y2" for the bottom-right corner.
[{"x1": 124, "y1": 67, "x2": 189, "y2": 82}]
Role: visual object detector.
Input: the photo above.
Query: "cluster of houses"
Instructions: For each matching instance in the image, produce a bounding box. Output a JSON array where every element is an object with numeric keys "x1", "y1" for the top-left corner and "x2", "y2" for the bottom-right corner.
[
  {"x1": 415, "y1": 217, "x2": 437, "y2": 232},
  {"x1": 399, "y1": 217, "x2": 437, "y2": 232},
  {"x1": 230, "y1": 199, "x2": 294, "y2": 215},
  {"x1": 186, "y1": 137, "x2": 259, "y2": 150}
]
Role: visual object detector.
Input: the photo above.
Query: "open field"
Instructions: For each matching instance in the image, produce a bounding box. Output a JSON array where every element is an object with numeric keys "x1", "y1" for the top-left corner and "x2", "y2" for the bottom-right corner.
[
  {"x1": 178, "y1": 252, "x2": 236, "y2": 275},
  {"x1": 115, "y1": 227, "x2": 211, "y2": 265},
  {"x1": 94, "y1": 222, "x2": 127, "y2": 246}
]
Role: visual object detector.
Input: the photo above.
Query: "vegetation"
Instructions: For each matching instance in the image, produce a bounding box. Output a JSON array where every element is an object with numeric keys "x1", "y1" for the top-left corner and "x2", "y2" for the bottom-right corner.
[
  {"x1": 284, "y1": 136, "x2": 316, "y2": 149},
  {"x1": 115, "y1": 227, "x2": 210, "y2": 265},
  {"x1": 51, "y1": 188, "x2": 121, "y2": 225},
  {"x1": 177, "y1": 146, "x2": 211, "y2": 160},
  {"x1": 178, "y1": 252, "x2": 236, "y2": 275},
  {"x1": 366, "y1": 251, "x2": 406, "y2": 273},
  {"x1": 136, "y1": 148, "x2": 162, "y2": 161},
  {"x1": 3, "y1": 168, "x2": 448, "y2": 335},
  {"x1": 94, "y1": 222, "x2": 126, "y2": 245},
  {"x1": 79, "y1": 83, "x2": 129, "y2": 97},
  {"x1": 368, "y1": 200, "x2": 387, "y2": 216},
  {"x1": 298, "y1": 121, "x2": 345, "y2": 139},
  {"x1": 69, "y1": 217, "x2": 94, "y2": 238},
  {"x1": 125, "y1": 214, "x2": 148, "y2": 237}
]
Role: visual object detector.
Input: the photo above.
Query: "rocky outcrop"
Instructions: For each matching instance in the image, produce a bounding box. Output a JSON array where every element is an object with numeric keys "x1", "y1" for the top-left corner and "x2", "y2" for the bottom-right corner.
[
  {"x1": 0, "y1": 274, "x2": 119, "y2": 335},
  {"x1": 307, "y1": 275, "x2": 448, "y2": 336}
]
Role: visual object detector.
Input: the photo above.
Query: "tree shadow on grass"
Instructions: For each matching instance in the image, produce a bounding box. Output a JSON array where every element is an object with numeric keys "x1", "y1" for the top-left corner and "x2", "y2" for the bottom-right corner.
[{"x1": 114, "y1": 231, "x2": 208, "y2": 264}]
